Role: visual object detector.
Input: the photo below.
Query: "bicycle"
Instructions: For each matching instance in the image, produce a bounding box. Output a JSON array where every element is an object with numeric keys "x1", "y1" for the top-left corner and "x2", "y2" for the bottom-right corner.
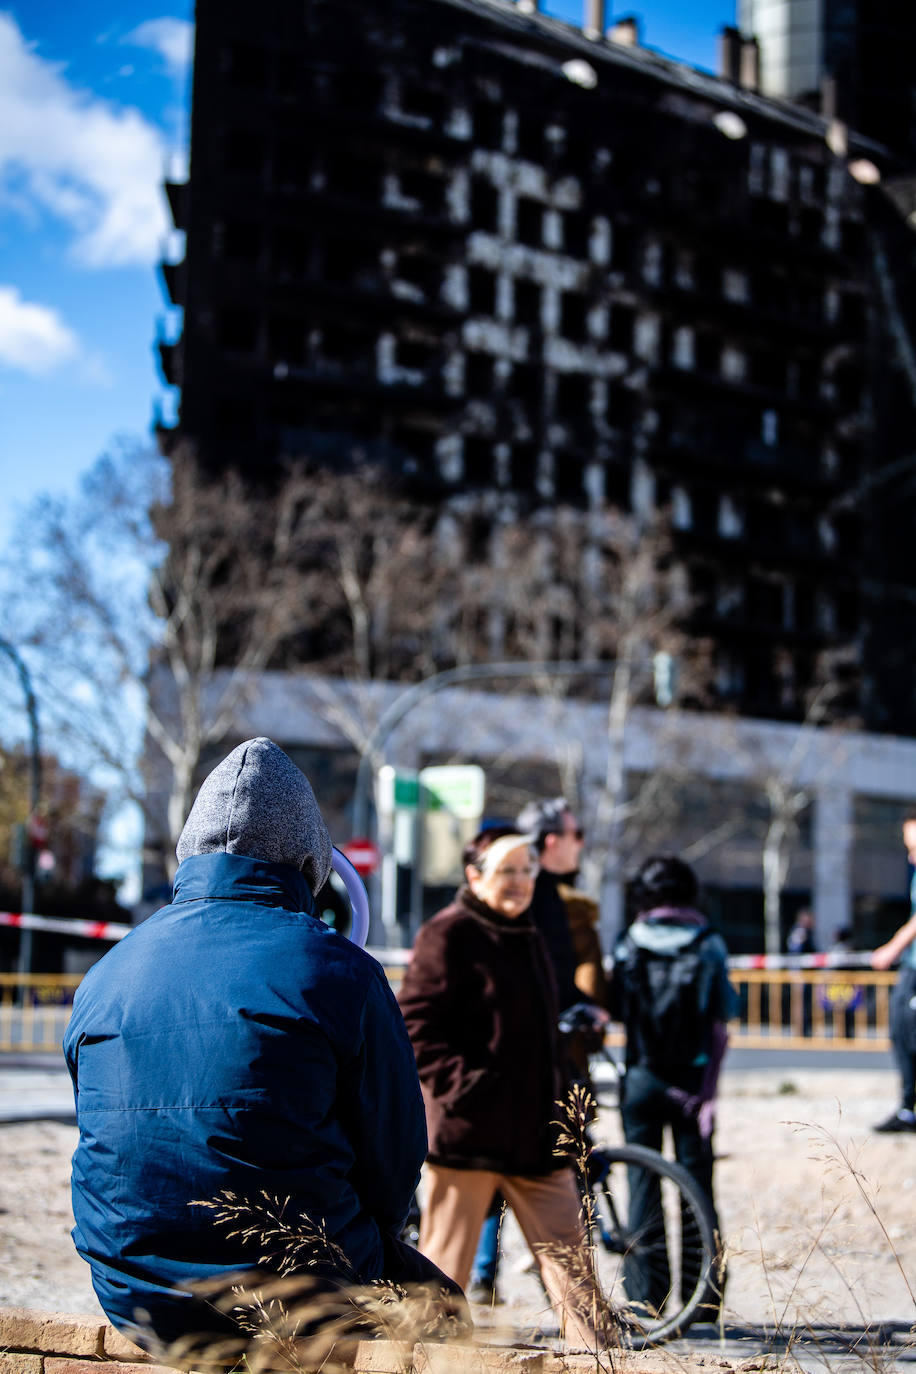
[{"x1": 559, "y1": 1004, "x2": 721, "y2": 1344}]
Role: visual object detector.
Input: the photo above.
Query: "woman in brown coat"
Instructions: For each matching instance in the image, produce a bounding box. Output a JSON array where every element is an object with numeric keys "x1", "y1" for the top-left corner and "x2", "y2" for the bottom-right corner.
[{"x1": 398, "y1": 828, "x2": 597, "y2": 1347}]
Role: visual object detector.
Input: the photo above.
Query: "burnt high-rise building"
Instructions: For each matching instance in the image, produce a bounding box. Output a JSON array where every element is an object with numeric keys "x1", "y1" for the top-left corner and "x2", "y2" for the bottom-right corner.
[{"x1": 158, "y1": 0, "x2": 916, "y2": 731}]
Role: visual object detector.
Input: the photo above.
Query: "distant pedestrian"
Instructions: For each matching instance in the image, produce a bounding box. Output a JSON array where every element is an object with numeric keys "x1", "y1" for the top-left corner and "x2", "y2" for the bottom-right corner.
[
  {"x1": 610, "y1": 855, "x2": 737, "y2": 1317},
  {"x1": 786, "y1": 909, "x2": 816, "y2": 1037},
  {"x1": 870, "y1": 810, "x2": 916, "y2": 1133}
]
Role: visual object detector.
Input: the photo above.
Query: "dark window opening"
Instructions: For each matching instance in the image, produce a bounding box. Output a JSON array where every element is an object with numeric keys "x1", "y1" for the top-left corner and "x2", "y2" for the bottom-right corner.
[
  {"x1": 321, "y1": 321, "x2": 375, "y2": 368},
  {"x1": 471, "y1": 177, "x2": 500, "y2": 233},
  {"x1": 691, "y1": 487, "x2": 718, "y2": 535},
  {"x1": 224, "y1": 128, "x2": 266, "y2": 174},
  {"x1": 398, "y1": 335, "x2": 438, "y2": 371},
  {"x1": 604, "y1": 463, "x2": 630, "y2": 509},
  {"x1": 508, "y1": 362, "x2": 542, "y2": 408},
  {"x1": 268, "y1": 314, "x2": 304, "y2": 364},
  {"x1": 401, "y1": 82, "x2": 446, "y2": 126},
  {"x1": 463, "y1": 438, "x2": 493, "y2": 487},
  {"x1": 840, "y1": 294, "x2": 866, "y2": 331},
  {"x1": 563, "y1": 211, "x2": 591, "y2": 260},
  {"x1": 514, "y1": 279, "x2": 542, "y2": 329},
  {"x1": 468, "y1": 266, "x2": 497, "y2": 316},
  {"x1": 225, "y1": 42, "x2": 268, "y2": 89},
  {"x1": 274, "y1": 138, "x2": 312, "y2": 189},
  {"x1": 750, "y1": 350, "x2": 786, "y2": 392},
  {"x1": 224, "y1": 220, "x2": 261, "y2": 262},
  {"x1": 609, "y1": 304, "x2": 635, "y2": 351},
  {"x1": 554, "y1": 451, "x2": 585, "y2": 504},
  {"x1": 834, "y1": 363, "x2": 863, "y2": 410},
  {"x1": 747, "y1": 579, "x2": 784, "y2": 627},
  {"x1": 398, "y1": 253, "x2": 441, "y2": 299},
  {"x1": 473, "y1": 99, "x2": 504, "y2": 151},
  {"x1": 465, "y1": 351, "x2": 495, "y2": 396},
  {"x1": 798, "y1": 206, "x2": 823, "y2": 245},
  {"x1": 695, "y1": 332, "x2": 720, "y2": 373},
  {"x1": 606, "y1": 382, "x2": 636, "y2": 430},
  {"x1": 324, "y1": 238, "x2": 379, "y2": 288},
  {"x1": 750, "y1": 198, "x2": 789, "y2": 235},
  {"x1": 399, "y1": 167, "x2": 444, "y2": 212},
  {"x1": 560, "y1": 292, "x2": 588, "y2": 342},
  {"x1": 219, "y1": 307, "x2": 259, "y2": 352},
  {"x1": 510, "y1": 443, "x2": 538, "y2": 490},
  {"x1": 841, "y1": 221, "x2": 864, "y2": 257},
  {"x1": 331, "y1": 71, "x2": 382, "y2": 117},
  {"x1": 272, "y1": 227, "x2": 309, "y2": 278},
  {"x1": 324, "y1": 156, "x2": 379, "y2": 201},
  {"x1": 516, "y1": 197, "x2": 544, "y2": 248},
  {"x1": 611, "y1": 223, "x2": 636, "y2": 271},
  {"x1": 516, "y1": 114, "x2": 544, "y2": 163},
  {"x1": 555, "y1": 372, "x2": 592, "y2": 420}
]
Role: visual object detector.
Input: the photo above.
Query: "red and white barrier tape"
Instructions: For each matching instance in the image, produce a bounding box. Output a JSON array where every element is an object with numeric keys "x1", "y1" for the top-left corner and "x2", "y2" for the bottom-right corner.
[
  {"x1": 0, "y1": 910, "x2": 131, "y2": 941},
  {"x1": 0, "y1": 910, "x2": 880, "y2": 969}
]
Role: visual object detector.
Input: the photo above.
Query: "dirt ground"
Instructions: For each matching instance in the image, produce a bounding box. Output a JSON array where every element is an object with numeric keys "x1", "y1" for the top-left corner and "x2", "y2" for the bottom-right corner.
[{"x1": 2, "y1": 1065, "x2": 915, "y2": 1336}]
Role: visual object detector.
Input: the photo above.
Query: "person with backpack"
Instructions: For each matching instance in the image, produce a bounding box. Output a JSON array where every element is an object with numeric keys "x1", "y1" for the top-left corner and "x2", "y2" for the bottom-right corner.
[{"x1": 609, "y1": 855, "x2": 738, "y2": 1317}]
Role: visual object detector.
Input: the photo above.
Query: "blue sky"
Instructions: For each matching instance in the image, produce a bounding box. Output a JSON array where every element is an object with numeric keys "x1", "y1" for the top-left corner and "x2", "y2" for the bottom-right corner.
[{"x1": 0, "y1": 0, "x2": 735, "y2": 548}]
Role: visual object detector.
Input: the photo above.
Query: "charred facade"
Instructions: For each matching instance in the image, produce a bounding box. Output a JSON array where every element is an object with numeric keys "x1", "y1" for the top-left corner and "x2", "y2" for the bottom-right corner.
[{"x1": 158, "y1": 0, "x2": 916, "y2": 730}]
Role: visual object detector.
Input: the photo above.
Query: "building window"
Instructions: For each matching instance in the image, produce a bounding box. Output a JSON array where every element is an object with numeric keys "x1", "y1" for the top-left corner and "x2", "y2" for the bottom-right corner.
[
  {"x1": 473, "y1": 99, "x2": 504, "y2": 150},
  {"x1": 470, "y1": 177, "x2": 500, "y2": 233},
  {"x1": 465, "y1": 351, "x2": 495, "y2": 396},
  {"x1": 468, "y1": 266, "x2": 497, "y2": 316},
  {"x1": 560, "y1": 292, "x2": 588, "y2": 342},
  {"x1": 463, "y1": 437, "x2": 493, "y2": 486},
  {"x1": 555, "y1": 372, "x2": 592, "y2": 420},
  {"x1": 516, "y1": 197, "x2": 544, "y2": 247},
  {"x1": 514, "y1": 278, "x2": 542, "y2": 328},
  {"x1": 609, "y1": 304, "x2": 636, "y2": 351},
  {"x1": 563, "y1": 211, "x2": 591, "y2": 260},
  {"x1": 220, "y1": 307, "x2": 259, "y2": 353}
]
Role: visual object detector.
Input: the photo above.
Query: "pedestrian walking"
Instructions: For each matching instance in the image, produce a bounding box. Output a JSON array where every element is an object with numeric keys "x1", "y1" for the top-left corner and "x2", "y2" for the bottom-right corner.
[
  {"x1": 870, "y1": 810, "x2": 916, "y2": 1133},
  {"x1": 398, "y1": 827, "x2": 601, "y2": 1348}
]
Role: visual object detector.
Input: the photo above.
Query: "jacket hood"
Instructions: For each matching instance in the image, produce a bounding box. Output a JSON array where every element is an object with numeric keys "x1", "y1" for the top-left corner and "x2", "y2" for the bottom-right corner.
[
  {"x1": 175, "y1": 737, "x2": 332, "y2": 894},
  {"x1": 623, "y1": 908, "x2": 709, "y2": 956}
]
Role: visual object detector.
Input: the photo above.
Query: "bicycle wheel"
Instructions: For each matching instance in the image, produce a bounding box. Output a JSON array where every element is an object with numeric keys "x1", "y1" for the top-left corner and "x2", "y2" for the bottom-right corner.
[{"x1": 585, "y1": 1143, "x2": 720, "y2": 1344}]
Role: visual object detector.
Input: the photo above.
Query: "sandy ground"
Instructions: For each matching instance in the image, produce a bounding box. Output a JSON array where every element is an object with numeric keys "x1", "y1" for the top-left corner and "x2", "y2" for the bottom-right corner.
[{"x1": 2, "y1": 1063, "x2": 916, "y2": 1337}]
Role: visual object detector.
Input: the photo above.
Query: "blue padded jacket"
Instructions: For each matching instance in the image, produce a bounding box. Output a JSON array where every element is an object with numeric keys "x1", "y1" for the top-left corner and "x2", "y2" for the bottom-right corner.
[{"x1": 64, "y1": 850, "x2": 427, "y2": 1347}]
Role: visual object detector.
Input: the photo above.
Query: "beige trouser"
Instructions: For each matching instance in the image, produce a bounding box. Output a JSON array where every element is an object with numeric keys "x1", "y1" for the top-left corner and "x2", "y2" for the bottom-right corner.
[{"x1": 419, "y1": 1163, "x2": 598, "y2": 1348}]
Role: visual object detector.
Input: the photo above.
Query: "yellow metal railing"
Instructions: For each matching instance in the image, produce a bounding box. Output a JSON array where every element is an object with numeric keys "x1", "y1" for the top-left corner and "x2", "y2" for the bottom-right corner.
[
  {"x1": 0, "y1": 966, "x2": 896, "y2": 1055},
  {"x1": 729, "y1": 967, "x2": 894, "y2": 1050},
  {"x1": 0, "y1": 973, "x2": 82, "y2": 1054}
]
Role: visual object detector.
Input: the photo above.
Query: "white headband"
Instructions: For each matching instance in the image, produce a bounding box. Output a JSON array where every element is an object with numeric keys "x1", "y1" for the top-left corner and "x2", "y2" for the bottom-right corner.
[{"x1": 473, "y1": 834, "x2": 536, "y2": 875}]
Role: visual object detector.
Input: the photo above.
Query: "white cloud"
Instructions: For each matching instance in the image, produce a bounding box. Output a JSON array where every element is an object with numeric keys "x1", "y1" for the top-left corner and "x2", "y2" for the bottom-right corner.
[
  {"x1": 122, "y1": 18, "x2": 194, "y2": 78},
  {"x1": 0, "y1": 13, "x2": 170, "y2": 267},
  {"x1": 0, "y1": 284, "x2": 80, "y2": 374}
]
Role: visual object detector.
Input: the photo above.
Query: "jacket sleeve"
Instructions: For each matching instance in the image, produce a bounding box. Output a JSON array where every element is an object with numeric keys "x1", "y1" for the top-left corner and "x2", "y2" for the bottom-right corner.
[
  {"x1": 341, "y1": 966, "x2": 429, "y2": 1235},
  {"x1": 398, "y1": 917, "x2": 480, "y2": 1101}
]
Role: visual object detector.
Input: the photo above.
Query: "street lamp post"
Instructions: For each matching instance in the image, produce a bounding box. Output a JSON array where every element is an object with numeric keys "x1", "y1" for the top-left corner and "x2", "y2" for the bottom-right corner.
[
  {"x1": 351, "y1": 660, "x2": 616, "y2": 944},
  {"x1": 0, "y1": 637, "x2": 42, "y2": 976}
]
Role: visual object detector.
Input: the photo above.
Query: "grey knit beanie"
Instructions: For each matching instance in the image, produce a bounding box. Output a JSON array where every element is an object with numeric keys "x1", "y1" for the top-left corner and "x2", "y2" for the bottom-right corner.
[{"x1": 175, "y1": 737, "x2": 333, "y2": 894}]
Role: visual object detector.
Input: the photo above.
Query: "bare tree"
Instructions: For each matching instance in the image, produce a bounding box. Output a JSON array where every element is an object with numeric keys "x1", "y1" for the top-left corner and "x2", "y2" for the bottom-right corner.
[{"x1": 2, "y1": 444, "x2": 331, "y2": 873}]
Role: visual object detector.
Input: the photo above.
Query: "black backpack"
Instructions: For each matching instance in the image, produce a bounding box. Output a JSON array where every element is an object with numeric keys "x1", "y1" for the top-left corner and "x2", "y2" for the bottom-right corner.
[{"x1": 615, "y1": 926, "x2": 718, "y2": 1069}]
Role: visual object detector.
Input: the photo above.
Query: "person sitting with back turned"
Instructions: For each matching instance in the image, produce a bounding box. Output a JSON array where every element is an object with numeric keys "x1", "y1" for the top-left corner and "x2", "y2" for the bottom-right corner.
[{"x1": 64, "y1": 738, "x2": 467, "y2": 1354}]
